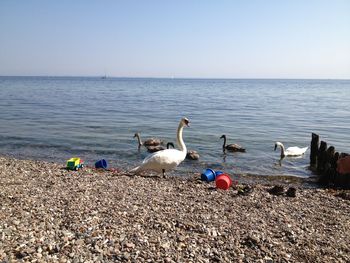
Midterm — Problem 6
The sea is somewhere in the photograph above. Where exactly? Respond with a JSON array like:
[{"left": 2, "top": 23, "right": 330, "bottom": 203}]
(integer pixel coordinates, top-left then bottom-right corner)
[{"left": 0, "top": 77, "right": 349, "bottom": 181}]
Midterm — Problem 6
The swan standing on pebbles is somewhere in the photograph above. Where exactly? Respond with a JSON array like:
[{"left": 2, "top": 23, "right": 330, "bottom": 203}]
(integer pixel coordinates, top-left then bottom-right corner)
[
  {"left": 274, "top": 141, "right": 308, "bottom": 158},
  {"left": 220, "top": 135, "right": 246, "bottom": 152},
  {"left": 133, "top": 132, "right": 163, "bottom": 148},
  {"left": 130, "top": 118, "right": 190, "bottom": 177}
]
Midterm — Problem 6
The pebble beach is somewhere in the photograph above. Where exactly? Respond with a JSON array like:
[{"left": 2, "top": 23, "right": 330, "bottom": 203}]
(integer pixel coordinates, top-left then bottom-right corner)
[{"left": 1, "top": 156, "right": 350, "bottom": 262}]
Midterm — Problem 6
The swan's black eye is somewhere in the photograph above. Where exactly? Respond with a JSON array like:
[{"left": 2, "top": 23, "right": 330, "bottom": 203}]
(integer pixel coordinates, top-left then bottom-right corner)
[{"left": 184, "top": 119, "right": 189, "bottom": 125}]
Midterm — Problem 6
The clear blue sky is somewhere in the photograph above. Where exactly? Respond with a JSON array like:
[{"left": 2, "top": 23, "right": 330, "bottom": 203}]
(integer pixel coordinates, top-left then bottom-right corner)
[{"left": 1, "top": 0, "right": 349, "bottom": 79}]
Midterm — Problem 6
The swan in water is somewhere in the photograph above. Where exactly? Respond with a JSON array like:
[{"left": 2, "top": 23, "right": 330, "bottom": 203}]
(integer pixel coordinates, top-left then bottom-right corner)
[
  {"left": 146, "top": 142, "right": 175, "bottom": 153},
  {"left": 274, "top": 141, "right": 308, "bottom": 158},
  {"left": 186, "top": 150, "right": 199, "bottom": 160},
  {"left": 130, "top": 118, "right": 190, "bottom": 177},
  {"left": 220, "top": 135, "right": 246, "bottom": 152},
  {"left": 133, "top": 132, "right": 163, "bottom": 148}
]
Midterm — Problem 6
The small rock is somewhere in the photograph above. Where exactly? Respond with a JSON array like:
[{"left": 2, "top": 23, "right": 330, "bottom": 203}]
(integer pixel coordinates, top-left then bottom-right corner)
[
  {"left": 264, "top": 256, "right": 273, "bottom": 263},
  {"left": 125, "top": 242, "right": 135, "bottom": 249},
  {"left": 161, "top": 242, "right": 170, "bottom": 249},
  {"left": 286, "top": 187, "right": 297, "bottom": 197}
]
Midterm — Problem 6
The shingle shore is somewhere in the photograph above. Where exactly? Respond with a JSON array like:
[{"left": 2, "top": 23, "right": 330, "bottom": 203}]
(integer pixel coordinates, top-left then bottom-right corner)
[{"left": 0, "top": 156, "right": 349, "bottom": 262}]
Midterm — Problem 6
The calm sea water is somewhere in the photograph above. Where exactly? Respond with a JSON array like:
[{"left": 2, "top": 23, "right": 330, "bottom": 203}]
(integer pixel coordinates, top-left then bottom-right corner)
[{"left": 0, "top": 77, "right": 349, "bottom": 179}]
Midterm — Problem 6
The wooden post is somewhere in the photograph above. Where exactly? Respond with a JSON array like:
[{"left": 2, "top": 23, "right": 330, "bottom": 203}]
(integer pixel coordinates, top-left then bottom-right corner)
[
  {"left": 317, "top": 141, "right": 327, "bottom": 173},
  {"left": 325, "top": 146, "right": 336, "bottom": 185},
  {"left": 310, "top": 133, "right": 319, "bottom": 168}
]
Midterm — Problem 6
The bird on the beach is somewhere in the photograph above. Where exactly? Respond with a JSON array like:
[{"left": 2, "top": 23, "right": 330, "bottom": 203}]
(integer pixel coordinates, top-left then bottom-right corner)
[
  {"left": 274, "top": 141, "right": 308, "bottom": 158},
  {"left": 220, "top": 135, "right": 246, "bottom": 152},
  {"left": 186, "top": 150, "right": 200, "bottom": 160},
  {"left": 133, "top": 132, "right": 163, "bottom": 149},
  {"left": 130, "top": 117, "right": 190, "bottom": 177}
]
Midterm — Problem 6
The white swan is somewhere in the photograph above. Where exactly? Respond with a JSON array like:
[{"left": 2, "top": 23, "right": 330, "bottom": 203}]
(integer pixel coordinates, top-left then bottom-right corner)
[
  {"left": 130, "top": 117, "right": 190, "bottom": 177},
  {"left": 274, "top": 141, "right": 308, "bottom": 158}
]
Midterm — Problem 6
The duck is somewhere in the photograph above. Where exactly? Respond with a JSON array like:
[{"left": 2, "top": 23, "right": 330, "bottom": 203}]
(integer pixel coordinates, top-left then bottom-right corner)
[
  {"left": 133, "top": 132, "right": 163, "bottom": 148},
  {"left": 146, "top": 142, "right": 175, "bottom": 153},
  {"left": 220, "top": 135, "right": 246, "bottom": 152},
  {"left": 130, "top": 117, "right": 190, "bottom": 177},
  {"left": 186, "top": 150, "right": 199, "bottom": 160},
  {"left": 274, "top": 141, "right": 308, "bottom": 158}
]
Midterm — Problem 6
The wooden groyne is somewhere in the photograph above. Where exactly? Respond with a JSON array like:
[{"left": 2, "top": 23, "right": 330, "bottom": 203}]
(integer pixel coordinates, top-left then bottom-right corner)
[{"left": 310, "top": 133, "right": 350, "bottom": 188}]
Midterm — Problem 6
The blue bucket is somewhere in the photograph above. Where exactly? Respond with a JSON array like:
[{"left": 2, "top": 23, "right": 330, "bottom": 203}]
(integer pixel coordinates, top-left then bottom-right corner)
[
  {"left": 201, "top": 168, "right": 216, "bottom": 182},
  {"left": 95, "top": 159, "right": 108, "bottom": 169},
  {"left": 215, "top": 170, "right": 223, "bottom": 176}
]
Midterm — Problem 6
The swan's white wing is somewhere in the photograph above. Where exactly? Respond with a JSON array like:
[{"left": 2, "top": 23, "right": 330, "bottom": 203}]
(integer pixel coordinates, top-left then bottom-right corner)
[
  {"left": 285, "top": 146, "right": 308, "bottom": 156},
  {"left": 140, "top": 149, "right": 186, "bottom": 172}
]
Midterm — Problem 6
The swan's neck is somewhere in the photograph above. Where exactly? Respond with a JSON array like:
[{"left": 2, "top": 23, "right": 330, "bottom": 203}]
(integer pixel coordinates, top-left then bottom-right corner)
[
  {"left": 222, "top": 136, "right": 227, "bottom": 149},
  {"left": 279, "top": 143, "right": 285, "bottom": 158},
  {"left": 136, "top": 134, "right": 143, "bottom": 146},
  {"left": 176, "top": 124, "right": 187, "bottom": 153}
]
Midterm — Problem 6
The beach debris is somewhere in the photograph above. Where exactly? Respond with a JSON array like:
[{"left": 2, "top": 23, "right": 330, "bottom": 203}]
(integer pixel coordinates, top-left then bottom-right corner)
[
  {"left": 201, "top": 169, "right": 236, "bottom": 190},
  {"left": 215, "top": 173, "right": 233, "bottom": 190},
  {"left": 201, "top": 169, "right": 227, "bottom": 182},
  {"left": 238, "top": 185, "right": 253, "bottom": 195},
  {"left": 286, "top": 187, "right": 297, "bottom": 197},
  {"left": 268, "top": 185, "right": 285, "bottom": 196},
  {"left": 201, "top": 168, "right": 216, "bottom": 182},
  {"left": 95, "top": 159, "right": 108, "bottom": 169},
  {"left": 66, "top": 157, "right": 84, "bottom": 171}
]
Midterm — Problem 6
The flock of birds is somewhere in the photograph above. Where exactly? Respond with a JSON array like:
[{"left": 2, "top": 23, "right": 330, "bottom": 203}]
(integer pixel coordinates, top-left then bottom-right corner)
[{"left": 131, "top": 117, "right": 309, "bottom": 177}]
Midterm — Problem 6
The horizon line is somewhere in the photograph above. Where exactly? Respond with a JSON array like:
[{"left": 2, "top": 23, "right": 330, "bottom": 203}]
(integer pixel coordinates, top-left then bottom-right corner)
[{"left": 1, "top": 75, "right": 349, "bottom": 81}]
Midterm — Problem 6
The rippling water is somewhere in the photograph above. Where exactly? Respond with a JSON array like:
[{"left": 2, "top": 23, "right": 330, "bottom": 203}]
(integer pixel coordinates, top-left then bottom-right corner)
[{"left": 0, "top": 77, "right": 349, "bottom": 178}]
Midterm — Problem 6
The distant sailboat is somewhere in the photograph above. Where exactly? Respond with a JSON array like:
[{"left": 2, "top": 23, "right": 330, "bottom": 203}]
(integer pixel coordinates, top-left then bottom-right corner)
[{"left": 101, "top": 70, "right": 107, "bottom": 79}]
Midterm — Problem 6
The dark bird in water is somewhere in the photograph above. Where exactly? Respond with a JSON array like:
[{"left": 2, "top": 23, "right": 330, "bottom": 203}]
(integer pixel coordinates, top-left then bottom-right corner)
[
  {"left": 133, "top": 132, "right": 163, "bottom": 149},
  {"left": 167, "top": 142, "right": 175, "bottom": 149},
  {"left": 146, "top": 142, "right": 175, "bottom": 153},
  {"left": 220, "top": 135, "right": 246, "bottom": 152}
]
